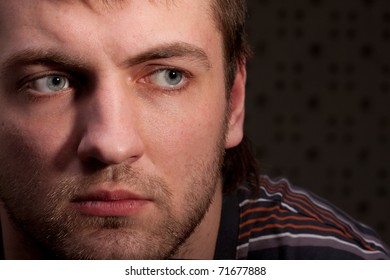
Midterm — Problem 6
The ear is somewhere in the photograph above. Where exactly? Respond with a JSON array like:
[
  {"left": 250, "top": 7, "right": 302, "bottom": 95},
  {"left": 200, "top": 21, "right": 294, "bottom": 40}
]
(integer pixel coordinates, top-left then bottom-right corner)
[{"left": 225, "top": 62, "right": 246, "bottom": 149}]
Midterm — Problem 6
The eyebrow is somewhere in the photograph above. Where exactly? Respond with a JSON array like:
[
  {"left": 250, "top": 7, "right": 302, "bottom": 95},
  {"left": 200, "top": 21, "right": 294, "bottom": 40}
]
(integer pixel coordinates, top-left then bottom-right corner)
[
  {"left": 122, "top": 42, "right": 211, "bottom": 69},
  {"left": 1, "top": 42, "right": 211, "bottom": 75},
  {"left": 0, "top": 49, "right": 87, "bottom": 76}
]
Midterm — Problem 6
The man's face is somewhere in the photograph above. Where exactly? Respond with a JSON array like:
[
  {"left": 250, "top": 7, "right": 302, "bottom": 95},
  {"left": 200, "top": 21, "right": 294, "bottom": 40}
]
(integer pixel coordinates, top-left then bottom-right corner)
[{"left": 0, "top": 0, "right": 244, "bottom": 259}]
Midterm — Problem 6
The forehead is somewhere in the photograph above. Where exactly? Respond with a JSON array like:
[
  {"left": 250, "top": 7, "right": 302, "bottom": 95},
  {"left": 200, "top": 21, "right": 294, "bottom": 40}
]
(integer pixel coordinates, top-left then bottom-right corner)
[
  {"left": 42, "top": 0, "right": 190, "bottom": 13},
  {"left": 0, "top": 0, "right": 214, "bottom": 23},
  {"left": 0, "top": 0, "right": 216, "bottom": 36},
  {"left": 0, "top": 0, "right": 221, "bottom": 67}
]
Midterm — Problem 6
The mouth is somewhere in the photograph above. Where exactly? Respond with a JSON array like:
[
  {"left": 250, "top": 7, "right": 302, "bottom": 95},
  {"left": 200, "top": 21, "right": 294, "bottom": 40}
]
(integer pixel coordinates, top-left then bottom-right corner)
[{"left": 71, "top": 190, "right": 151, "bottom": 217}]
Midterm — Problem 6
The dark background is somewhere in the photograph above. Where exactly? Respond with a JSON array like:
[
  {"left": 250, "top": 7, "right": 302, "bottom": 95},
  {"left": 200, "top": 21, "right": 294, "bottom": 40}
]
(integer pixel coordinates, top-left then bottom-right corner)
[{"left": 245, "top": 0, "right": 390, "bottom": 245}]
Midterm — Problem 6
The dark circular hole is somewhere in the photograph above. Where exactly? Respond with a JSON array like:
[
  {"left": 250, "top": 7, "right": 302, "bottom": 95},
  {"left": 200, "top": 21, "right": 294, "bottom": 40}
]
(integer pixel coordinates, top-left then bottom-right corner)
[
  {"left": 307, "top": 96, "right": 319, "bottom": 110},
  {"left": 306, "top": 147, "right": 320, "bottom": 162},
  {"left": 256, "top": 94, "right": 268, "bottom": 108},
  {"left": 359, "top": 96, "right": 372, "bottom": 112},
  {"left": 295, "top": 9, "right": 306, "bottom": 21},
  {"left": 309, "top": 42, "right": 323, "bottom": 57},
  {"left": 360, "top": 44, "right": 374, "bottom": 58},
  {"left": 357, "top": 147, "right": 370, "bottom": 163},
  {"left": 329, "top": 10, "right": 340, "bottom": 21},
  {"left": 356, "top": 200, "right": 371, "bottom": 215}
]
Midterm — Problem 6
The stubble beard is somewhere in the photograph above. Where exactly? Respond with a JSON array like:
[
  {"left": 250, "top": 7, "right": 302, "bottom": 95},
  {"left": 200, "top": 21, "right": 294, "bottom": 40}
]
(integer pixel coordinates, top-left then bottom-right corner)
[{"left": 0, "top": 122, "right": 227, "bottom": 260}]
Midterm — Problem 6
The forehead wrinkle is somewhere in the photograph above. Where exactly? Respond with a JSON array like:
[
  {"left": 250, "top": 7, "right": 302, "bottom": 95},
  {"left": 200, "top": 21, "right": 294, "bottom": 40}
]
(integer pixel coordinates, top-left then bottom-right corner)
[{"left": 46, "top": 0, "right": 177, "bottom": 13}]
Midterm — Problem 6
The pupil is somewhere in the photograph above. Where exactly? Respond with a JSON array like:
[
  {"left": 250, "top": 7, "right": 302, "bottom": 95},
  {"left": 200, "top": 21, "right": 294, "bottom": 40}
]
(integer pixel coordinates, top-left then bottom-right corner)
[
  {"left": 51, "top": 77, "right": 62, "bottom": 86},
  {"left": 169, "top": 71, "right": 178, "bottom": 80}
]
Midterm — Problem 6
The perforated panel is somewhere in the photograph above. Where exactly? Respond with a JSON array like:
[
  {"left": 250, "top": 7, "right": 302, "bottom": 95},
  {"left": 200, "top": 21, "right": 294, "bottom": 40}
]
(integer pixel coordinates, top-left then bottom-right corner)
[{"left": 245, "top": 0, "right": 390, "bottom": 244}]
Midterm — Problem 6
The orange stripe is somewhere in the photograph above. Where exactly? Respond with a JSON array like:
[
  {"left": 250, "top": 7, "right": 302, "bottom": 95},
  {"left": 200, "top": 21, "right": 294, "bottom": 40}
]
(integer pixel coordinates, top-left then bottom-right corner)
[
  {"left": 263, "top": 180, "right": 356, "bottom": 234},
  {"left": 261, "top": 180, "right": 376, "bottom": 251},
  {"left": 240, "top": 205, "right": 289, "bottom": 218},
  {"left": 239, "top": 223, "right": 352, "bottom": 241},
  {"left": 239, "top": 218, "right": 377, "bottom": 252},
  {"left": 239, "top": 213, "right": 315, "bottom": 228},
  {"left": 239, "top": 215, "right": 377, "bottom": 251},
  {"left": 262, "top": 181, "right": 326, "bottom": 222},
  {"left": 240, "top": 195, "right": 325, "bottom": 225},
  {"left": 263, "top": 179, "right": 329, "bottom": 216}
]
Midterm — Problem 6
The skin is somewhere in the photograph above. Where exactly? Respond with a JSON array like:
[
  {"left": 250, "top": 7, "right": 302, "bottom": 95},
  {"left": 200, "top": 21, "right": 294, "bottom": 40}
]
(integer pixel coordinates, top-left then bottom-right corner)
[{"left": 0, "top": 0, "right": 246, "bottom": 259}]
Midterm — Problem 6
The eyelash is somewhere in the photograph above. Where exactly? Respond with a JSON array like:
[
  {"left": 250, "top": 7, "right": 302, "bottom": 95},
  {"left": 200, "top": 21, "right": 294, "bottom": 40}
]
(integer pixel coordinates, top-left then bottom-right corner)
[
  {"left": 16, "top": 66, "right": 193, "bottom": 100},
  {"left": 139, "top": 66, "right": 193, "bottom": 94},
  {"left": 17, "top": 72, "right": 75, "bottom": 97}
]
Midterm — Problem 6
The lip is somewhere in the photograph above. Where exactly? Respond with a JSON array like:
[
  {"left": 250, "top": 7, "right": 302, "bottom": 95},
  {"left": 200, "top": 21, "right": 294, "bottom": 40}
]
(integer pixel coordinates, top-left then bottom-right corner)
[{"left": 71, "top": 190, "right": 151, "bottom": 217}]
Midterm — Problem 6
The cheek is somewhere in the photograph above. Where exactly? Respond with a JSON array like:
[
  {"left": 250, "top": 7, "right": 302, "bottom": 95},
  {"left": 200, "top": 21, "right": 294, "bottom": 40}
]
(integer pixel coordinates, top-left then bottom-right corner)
[
  {"left": 0, "top": 123, "right": 46, "bottom": 173},
  {"left": 0, "top": 119, "right": 76, "bottom": 212},
  {"left": 0, "top": 126, "right": 61, "bottom": 226},
  {"left": 141, "top": 101, "right": 227, "bottom": 177},
  {"left": 0, "top": 124, "right": 42, "bottom": 206},
  {"left": 0, "top": 114, "right": 75, "bottom": 174}
]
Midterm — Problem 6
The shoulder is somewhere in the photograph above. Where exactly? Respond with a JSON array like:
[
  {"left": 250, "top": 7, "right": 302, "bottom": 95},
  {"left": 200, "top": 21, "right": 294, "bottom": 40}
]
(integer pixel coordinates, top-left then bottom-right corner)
[{"left": 235, "top": 175, "right": 390, "bottom": 259}]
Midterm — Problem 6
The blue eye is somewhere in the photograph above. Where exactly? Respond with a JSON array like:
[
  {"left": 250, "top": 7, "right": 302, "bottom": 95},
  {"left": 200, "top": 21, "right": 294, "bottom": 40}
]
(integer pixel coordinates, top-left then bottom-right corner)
[
  {"left": 149, "top": 69, "right": 184, "bottom": 88},
  {"left": 31, "top": 75, "right": 70, "bottom": 93}
]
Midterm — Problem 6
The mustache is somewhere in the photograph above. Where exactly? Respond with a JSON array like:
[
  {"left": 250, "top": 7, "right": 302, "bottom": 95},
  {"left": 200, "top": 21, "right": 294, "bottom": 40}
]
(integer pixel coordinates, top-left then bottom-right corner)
[{"left": 48, "top": 164, "right": 173, "bottom": 202}]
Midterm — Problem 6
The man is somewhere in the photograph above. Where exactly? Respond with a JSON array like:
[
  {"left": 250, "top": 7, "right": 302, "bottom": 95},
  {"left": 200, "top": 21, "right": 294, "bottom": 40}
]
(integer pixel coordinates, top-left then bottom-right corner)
[{"left": 0, "top": 0, "right": 388, "bottom": 260}]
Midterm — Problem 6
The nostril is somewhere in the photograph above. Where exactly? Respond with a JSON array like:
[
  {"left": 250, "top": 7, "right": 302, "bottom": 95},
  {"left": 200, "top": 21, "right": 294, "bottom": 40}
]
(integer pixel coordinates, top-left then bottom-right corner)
[{"left": 80, "top": 157, "right": 110, "bottom": 173}]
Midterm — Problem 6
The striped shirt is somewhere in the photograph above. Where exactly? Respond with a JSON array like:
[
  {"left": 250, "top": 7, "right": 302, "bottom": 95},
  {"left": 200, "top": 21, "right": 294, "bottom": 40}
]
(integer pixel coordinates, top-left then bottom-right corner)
[{"left": 214, "top": 176, "right": 390, "bottom": 259}]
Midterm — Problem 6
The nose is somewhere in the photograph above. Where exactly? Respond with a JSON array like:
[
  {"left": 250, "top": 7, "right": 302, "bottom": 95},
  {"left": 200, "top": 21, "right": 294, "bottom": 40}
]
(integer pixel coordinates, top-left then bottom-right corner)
[{"left": 77, "top": 78, "right": 144, "bottom": 166}]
